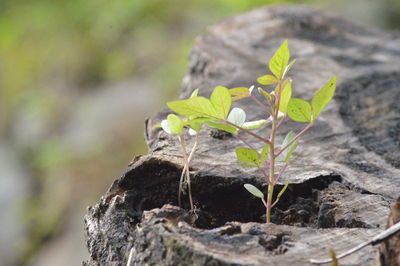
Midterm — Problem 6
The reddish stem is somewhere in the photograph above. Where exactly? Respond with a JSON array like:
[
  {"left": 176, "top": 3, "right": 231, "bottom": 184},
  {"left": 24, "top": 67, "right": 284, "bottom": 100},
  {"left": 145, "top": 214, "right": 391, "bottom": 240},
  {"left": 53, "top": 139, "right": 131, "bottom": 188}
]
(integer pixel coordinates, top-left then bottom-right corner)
[
  {"left": 275, "top": 122, "right": 314, "bottom": 159},
  {"left": 224, "top": 120, "right": 271, "bottom": 144}
]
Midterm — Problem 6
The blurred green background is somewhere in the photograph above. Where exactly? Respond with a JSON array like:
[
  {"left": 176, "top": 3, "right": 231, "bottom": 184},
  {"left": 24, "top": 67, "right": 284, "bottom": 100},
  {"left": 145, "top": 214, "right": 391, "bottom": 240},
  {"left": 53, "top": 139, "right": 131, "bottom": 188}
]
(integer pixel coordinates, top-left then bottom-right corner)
[{"left": 0, "top": 0, "right": 399, "bottom": 265}]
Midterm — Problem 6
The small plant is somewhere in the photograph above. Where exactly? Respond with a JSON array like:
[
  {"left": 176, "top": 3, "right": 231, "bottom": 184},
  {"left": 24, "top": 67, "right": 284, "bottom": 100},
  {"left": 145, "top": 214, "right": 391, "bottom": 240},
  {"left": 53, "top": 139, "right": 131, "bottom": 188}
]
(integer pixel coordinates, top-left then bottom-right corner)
[{"left": 159, "top": 40, "right": 336, "bottom": 222}]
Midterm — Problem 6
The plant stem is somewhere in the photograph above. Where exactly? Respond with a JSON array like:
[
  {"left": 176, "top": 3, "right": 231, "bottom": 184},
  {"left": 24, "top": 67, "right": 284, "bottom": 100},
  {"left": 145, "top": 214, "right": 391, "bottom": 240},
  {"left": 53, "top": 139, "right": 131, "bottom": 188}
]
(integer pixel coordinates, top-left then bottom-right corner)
[
  {"left": 250, "top": 95, "right": 272, "bottom": 116},
  {"left": 178, "top": 135, "right": 194, "bottom": 210},
  {"left": 267, "top": 114, "right": 277, "bottom": 223},
  {"left": 274, "top": 122, "right": 313, "bottom": 159},
  {"left": 274, "top": 163, "right": 288, "bottom": 185},
  {"left": 224, "top": 120, "right": 271, "bottom": 144},
  {"left": 177, "top": 134, "right": 199, "bottom": 208},
  {"left": 236, "top": 134, "right": 257, "bottom": 150}
]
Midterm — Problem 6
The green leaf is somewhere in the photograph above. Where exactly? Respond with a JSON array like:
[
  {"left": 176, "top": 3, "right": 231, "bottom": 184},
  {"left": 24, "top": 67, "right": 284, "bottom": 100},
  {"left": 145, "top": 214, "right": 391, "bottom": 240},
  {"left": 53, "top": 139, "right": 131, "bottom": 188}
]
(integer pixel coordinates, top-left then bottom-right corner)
[
  {"left": 287, "top": 98, "right": 312, "bottom": 122},
  {"left": 257, "top": 75, "right": 278, "bottom": 85},
  {"left": 238, "top": 163, "right": 258, "bottom": 168},
  {"left": 312, "top": 75, "right": 337, "bottom": 120},
  {"left": 236, "top": 147, "right": 259, "bottom": 166},
  {"left": 190, "top": 88, "right": 199, "bottom": 98},
  {"left": 258, "top": 87, "right": 273, "bottom": 103},
  {"left": 210, "top": 86, "right": 232, "bottom": 118},
  {"left": 227, "top": 107, "right": 246, "bottom": 127},
  {"left": 269, "top": 40, "right": 290, "bottom": 79},
  {"left": 229, "top": 87, "right": 250, "bottom": 101},
  {"left": 280, "top": 131, "right": 298, "bottom": 163},
  {"left": 285, "top": 142, "right": 298, "bottom": 163},
  {"left": 242, "top": 119, "right": 268, "bottom": 130},
  {"left": 185, "top": 117, "right": 211, "bottom": 132},
  {"left": 277, "top": 182, "right": 289, "bottom": 198},
  {"left": 206, "top": 121, "right": 237, "bottom": 134},
  {"left": 279, "top": 80, "right": 292, "bottom": 113},
  {"left": 260, "top": 144, "right": 269, "bottom": 165},
  {"left": 167, "top": 96, "right": 218, "bottom": 118},
  {"left": 244, "top": 184, "right": 264, "bottom": 199},
  {"left": 166, "top": 114, "right": 184, "bottom": 135}
]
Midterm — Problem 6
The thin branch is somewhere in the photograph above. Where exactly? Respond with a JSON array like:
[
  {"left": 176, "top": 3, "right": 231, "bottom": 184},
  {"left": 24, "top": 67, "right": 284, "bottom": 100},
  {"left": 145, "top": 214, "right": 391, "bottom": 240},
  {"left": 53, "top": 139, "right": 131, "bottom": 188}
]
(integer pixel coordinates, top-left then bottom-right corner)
[
  {"left": 249, "top": 95, "right": 272, "bottom": 116},
  {"left": 224, "top": 120, "right": 271, "bottom": 144},
  {"left": 310, "top": 221, "right": 400, "bottom": 264},
  {"left": 235, "top": 134, "right": 257, "bottom": 150},
  {"left": 275, "top": 122, "right": 313, "bottom": 158},
  {"left": 274, "top": 163, "right": 288, "bottom": 186}
]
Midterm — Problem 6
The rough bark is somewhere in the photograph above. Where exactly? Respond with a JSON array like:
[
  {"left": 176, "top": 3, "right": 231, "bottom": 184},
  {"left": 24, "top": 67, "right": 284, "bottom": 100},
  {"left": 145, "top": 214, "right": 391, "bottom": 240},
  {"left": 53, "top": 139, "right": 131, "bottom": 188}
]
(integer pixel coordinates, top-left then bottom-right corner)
[
  {"left": 84, "top": 5, "right": 400, "bottom": 266},
  {"left": 378, "top": 197, "right": 400, "bottom": 266}
]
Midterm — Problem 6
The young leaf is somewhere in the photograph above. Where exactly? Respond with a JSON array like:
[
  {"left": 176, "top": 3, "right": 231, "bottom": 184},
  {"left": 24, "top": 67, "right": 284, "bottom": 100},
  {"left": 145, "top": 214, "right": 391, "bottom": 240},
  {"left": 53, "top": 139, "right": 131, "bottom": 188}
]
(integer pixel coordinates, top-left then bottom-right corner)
[
  {"left": 280, "top": 131, "right": 298, "bottom": 163},
  {"left": 167, "top": 114, "right": 184, "bottom": 135},
  {"left": 242, "top": 119, "right": 268, "bottom": 130},
  {"left": 160, "top": 119, "right": 171, "bottom": 134},
  {"left": 229, "top": 87, "right": 250, "bottom": 101},
  {"left": 258, "top": 87, "right": 273, "bottom": 103},
  {"left": 236, "top": 147, "right": 259, "bottom": 166},
  {"left": 190, "top": 88, "right": 199, "bottom": 98},
  {"left": 210, "top": 86, "right": 232, "bottom": 118},
  {"left": 257, "top": 75, "right": 278, "bottom": 85},
  {"left": 287, "top": 98, "right": 312, "bottom": 122},
  {"left": 185, "top": 117, "right": 210, "bottom": 132},
  {"left": 167, "top": 96, "right": 218, "bottom": 118},
  {"left": 260, "top": 144, "right": 269, "bottom": 165},
  {"left": 279, "top": 80, "right": 292, "bottom": 113},
  {"left": 206, "top": 121, "right": 237, "bottom": 134},
  {"left": 312, "top": 75, "right": 337, "bottom": 120},
  {"left": 244, "top": 184, "right": 264, "bottom": 199},
  {"left": 269, "top": 40, "right": 290, "bottom": 79},
  {"left": 282, "top": 59, "right": 296, "bottom": 77},
  {"left": 277, "top": 182, "right": 290, "bottom": 198},
  {"left": 227, "top": 107, "right": 246, "bottom": 127},
  {"left": 189, "top": 128, "right": 197, "bottom": 136}
]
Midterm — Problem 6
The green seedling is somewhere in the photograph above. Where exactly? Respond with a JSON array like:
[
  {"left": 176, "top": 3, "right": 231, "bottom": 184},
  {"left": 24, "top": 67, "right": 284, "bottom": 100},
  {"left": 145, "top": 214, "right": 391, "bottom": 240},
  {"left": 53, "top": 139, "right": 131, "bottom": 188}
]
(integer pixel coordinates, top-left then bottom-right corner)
[{"left": 159, "top": 40, "right": 336, "bottom": 222}]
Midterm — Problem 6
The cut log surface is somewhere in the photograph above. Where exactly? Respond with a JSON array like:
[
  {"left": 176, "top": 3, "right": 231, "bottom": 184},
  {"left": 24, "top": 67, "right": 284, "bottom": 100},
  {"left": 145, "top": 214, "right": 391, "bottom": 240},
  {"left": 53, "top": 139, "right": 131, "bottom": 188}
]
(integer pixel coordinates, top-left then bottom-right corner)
[{"left": 84, "top": 5, "right": 400, "bottom": 266}]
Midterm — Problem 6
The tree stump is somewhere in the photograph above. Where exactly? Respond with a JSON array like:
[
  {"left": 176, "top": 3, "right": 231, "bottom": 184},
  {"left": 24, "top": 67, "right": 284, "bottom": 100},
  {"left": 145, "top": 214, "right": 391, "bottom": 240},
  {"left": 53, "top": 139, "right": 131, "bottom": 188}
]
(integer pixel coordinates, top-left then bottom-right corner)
[{"left": 84, "top": 5, "right": 400, "bottom": 266}]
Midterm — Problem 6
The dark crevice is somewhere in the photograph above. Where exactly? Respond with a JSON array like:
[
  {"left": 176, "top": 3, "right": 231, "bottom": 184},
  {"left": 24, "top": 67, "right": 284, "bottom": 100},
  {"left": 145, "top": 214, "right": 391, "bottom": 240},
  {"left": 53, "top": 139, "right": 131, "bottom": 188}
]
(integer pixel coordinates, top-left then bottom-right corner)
[{"left": 115, "top": 159, "right": 381, "bottom": 232}]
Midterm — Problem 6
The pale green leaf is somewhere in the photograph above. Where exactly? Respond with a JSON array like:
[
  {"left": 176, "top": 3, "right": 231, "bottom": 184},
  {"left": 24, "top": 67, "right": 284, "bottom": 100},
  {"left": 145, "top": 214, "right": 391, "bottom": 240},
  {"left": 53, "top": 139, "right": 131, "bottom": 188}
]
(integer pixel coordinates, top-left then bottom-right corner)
[
  {"left": 227, "top": 107, "right": 246, "bottom": 127},
  {"left": 269, "top": 40, "right": 290, "bottom": 79},
  {"left": 206, "top": 121, "right": 237, "bottom": 134},
  {"left": 188, "top": 128, "right": 197, "bottom": 136},
  {"left": 285, "top": 143, "right": 298, "bottom": 163},
  {"left": 244, "top": 184, "right": 264, "bottom": 199},
  {"left": 160, "top": 119, "right": 171, "bottom": 134},
  {"left": 242, "top": 119, "right": 268, "bottom": 130},
  {"left": 280, "top": 131, "right": 298, "bottom": 163},
  {"left": 190, "top": 88, "right": 199, "bottom": 98},
  {"left": 312, "top": 75, "right": 337, "bottom": 120},
  {"left": 279, "top": 80, "right": 292, "bottom": 113},
  {"left": 287, "top": 98, "right": 312, "bottom": 122},
  {"left": 210, "top": 86, "right": 232, "bottom": 118},
  {"left": 277, "top": 182, "right": 289, "bottom": 198},
  {"left": 283, "top": 59, "right": 296, "bottom": 77},
  {"left": 167, "top": 114, "right": 184, "bottom": 135},
  {"left": 257, "top": 75, "right": 278, "bottom": 85},
  {"left": 167, "top": 96, "right": 218, "bottom": 118},
  {"left": 236, "top": 147, "right": 259, "bottom": 165},
  {"left": 229, "top": 87, "right": 250, "bottom": 101},
  {"left": 260, "top": 144, "right": 269, "bottom": 165}
]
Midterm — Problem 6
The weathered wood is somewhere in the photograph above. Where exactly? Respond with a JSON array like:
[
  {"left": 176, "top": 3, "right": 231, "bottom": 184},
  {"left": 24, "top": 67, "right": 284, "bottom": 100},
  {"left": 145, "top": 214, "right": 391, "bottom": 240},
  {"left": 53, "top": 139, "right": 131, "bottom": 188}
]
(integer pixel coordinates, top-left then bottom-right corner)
[
  {"left": 378, "top": 197, "right": 400, "bottom": 266},
  {"left": 84, "top": 5, "right": 400, "bottom": 265}
]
